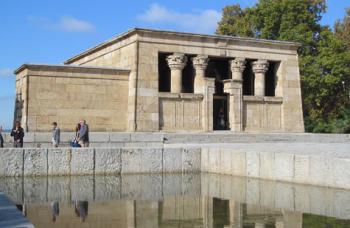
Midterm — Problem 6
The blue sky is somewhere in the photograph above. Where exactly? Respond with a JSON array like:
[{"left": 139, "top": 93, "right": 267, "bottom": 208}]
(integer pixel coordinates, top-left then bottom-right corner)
[{"left": 0, "top": 0, "right": 348, "bottom": 129}]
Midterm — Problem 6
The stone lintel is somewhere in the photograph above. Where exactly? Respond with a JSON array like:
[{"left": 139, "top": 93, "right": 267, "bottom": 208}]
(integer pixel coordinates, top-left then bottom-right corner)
[
  {"left": 159, "top": 92, "right": 204, "bottom": 101},
  {"left": 243, "top": 95, "right": 283, "bottom": 103}
]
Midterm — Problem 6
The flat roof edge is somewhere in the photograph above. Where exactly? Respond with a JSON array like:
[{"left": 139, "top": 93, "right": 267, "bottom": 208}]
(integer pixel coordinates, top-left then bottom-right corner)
[
  {"left": 64, "top": 27, "right": 301, "bottom": 64},
  {"left": 14, "top": 63, "right": 130, "bottom": 75}
]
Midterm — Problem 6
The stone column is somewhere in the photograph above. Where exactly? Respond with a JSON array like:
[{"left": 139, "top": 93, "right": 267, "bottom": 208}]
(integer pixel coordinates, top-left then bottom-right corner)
[
  {"left": 166, "top": 53, "right": 188, "bottom": 93},
  {"left": 223, "top": 58, "right": 246, "bottom": 132},
  {"left": 203, "top": 78, "right": 215, "bottom": 132},
  {"left": 192, "top": 55, "right": 209, "bottom": 93},
  {"left": 252, "top": 59, "right": 269, "bottom": 96}
]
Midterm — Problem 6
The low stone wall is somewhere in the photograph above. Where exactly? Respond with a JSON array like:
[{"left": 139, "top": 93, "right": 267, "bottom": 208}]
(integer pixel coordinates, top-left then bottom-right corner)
[
  {"left": 201, "top": 146, "right": 350, "bottom": 189},
  {"left": 0, "top": 147, "right": 200, "bottom": 177},
  {"left": 2, "top": 132, "right": 349, "bottom": 149},
  {"left": 1, "top": 143, "right": 350, "bottom": 189}
]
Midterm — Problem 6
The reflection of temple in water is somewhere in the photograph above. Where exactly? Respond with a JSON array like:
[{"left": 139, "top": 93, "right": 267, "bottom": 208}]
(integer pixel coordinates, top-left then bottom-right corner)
[{"left": 24, "top": 196, "right": 302, "bottom": 228}]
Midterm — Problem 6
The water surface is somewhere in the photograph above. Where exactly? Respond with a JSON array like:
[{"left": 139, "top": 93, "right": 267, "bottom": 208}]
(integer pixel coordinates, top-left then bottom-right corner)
[{"left": 0, "top": 173, "right": 349, "bottom": 227}]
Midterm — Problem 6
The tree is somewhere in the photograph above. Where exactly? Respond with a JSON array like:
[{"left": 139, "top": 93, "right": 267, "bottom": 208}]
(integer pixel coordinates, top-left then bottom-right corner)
[
  {"left": 216, "top": 0, "right": 350, "bottom": 133},
  {"left": 335, "top": 8, "right": 350, "bottom": 49}
]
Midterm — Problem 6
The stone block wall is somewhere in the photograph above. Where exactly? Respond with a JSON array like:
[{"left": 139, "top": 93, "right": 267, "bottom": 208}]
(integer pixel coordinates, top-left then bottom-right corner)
[
  {"left": 159, "top": 93, "right": 203, "bottom": 131},
  {"left": 202, "top": 147, "right": 350, "bottom": 189},
  {"left": 0, "top": 147, "right": 201, "bottom": 177},
  {"left": 15, "top": 64, "right": 130, "bottom": 131}
]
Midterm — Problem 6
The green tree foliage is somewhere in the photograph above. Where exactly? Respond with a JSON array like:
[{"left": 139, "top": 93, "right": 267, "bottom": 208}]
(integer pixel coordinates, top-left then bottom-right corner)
[{"left": 216, "top": 0, "right": 350, "bottom": 133}]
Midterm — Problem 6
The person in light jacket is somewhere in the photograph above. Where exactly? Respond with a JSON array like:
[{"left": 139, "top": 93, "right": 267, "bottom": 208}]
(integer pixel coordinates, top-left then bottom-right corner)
[
  {"left": 51, "top": 122, "right": 60, "bottom": 147},
  {"left": 78, "top": 119, "right": 89, "bottom": 147}
]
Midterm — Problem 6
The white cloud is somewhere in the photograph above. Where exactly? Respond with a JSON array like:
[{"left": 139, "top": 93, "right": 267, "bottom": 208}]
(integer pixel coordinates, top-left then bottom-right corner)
[
  {"left": 0, "top": 68, "right": 12, "bottom": 77},
  {"left": 138, "top": 3, "right": 221, "bottom": 34},
  {"left": 28, "top": 16, "right": 95, "bottom": 33}
]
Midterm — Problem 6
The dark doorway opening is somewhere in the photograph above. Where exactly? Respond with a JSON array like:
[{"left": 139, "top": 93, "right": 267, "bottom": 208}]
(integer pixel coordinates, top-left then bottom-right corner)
[
  {"left": 182, "top": 54, "right": 196, "bottom": 93},
  {"left": 265, "top": 61, "right": 279, "bottom": 97},
  {"left": 213, "top": 95, "right": 229, "bottom": 130},
  {"left": 158, "top": 52, "right": 172, "bottom": 92},
  {"left": 242, "top": 59, "right": 256, "bottom": 96}
]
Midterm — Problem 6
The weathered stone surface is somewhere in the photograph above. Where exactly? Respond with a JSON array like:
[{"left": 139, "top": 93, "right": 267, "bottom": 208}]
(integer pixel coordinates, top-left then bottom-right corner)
[
  {"left": 24, "top": 177, "right": 47, "bottom": 203},
  {"left": 275, "top": 153, "right": 294, "bottom": 182},
  {"left": 294, "top": 154, "right": 310, "bottom": 183},
  {"left": 71, "top": 148, "right": 94, "bottom": 175},
  {"left": 333, "top": 158, "right": 350, "bottom": 188},
  {"left": 163, "top": 148, "right": 182, "bottom": 173},
  {"left": 309, "top": 155, "right": 332, "bottom": 186},
  {"left": 231, "top": 151, "right": 246, "bottom": 176},
  {"left": 182, "top": 173, "right": 201, "bottom": 195},
  {"left": 140, "top": 174, "right": 162, "bottom": 199},
  {"left": 121, "top": 148, "right": 142, "bottom": 174},
  {"left": 95, "top": 175, "right": 121, "bottom": 201},
  {"left": 183, "top": 147, "right": 201, "bottom": 172},
  {"left": 0, "top": 177, "right": 23, "bottom": 204},
  {"left": 95, "top": 148, "right": 121, "bottom": 175},
  {"left": 260, "top": 151, "right": 275, "bottom": 179},
  {"left": 220, "top": 148, "right": 232, "bottom": 174},
  {"left": 121, "top": 174, "right": 142, "bottom": 199},
  {"left": 208, "top": 148, "right": 220, "bottom": 173},
  {"left": 201, "top": 147, "right": 209, "bottom": 172},
  {"left": 0, "top": 149, "right": 23, "bottom": 177},
  {"left": 24, "top": 149, "right": 48, "bottom": 176},
  {"left": 140, "top": 148, "right": 162, "bottom": 173},
  {"left": 71, "top": 176, "right": 94, "bottom": 201},
  {"left": 163, "top": 174, "right": 182, "bottom": 196},
  {"left": 246, "top": 151, "right": 260, "bottom": 177},
  {"left": 48, "top": 148, "right": 71, "bottom": 175}
]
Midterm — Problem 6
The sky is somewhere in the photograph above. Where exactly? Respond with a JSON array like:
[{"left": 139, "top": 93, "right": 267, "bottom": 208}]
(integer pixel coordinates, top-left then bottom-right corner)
[{"left": 0, "top": 0, "right": 348, "bottom": 129}]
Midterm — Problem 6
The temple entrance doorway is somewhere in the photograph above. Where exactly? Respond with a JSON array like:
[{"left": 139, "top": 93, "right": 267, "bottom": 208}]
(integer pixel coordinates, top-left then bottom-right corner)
[{"left": 213, "top": 95, "right": 229, "bottom": 130}]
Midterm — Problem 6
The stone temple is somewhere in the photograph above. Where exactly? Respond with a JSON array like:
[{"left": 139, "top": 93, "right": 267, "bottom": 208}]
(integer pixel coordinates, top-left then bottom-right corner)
[{"left": 14, "top": 28, "right": 304, "bottom": 132}]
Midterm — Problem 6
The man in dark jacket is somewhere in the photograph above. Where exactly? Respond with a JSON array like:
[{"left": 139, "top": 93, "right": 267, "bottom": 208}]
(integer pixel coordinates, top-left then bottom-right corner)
[
  {"left": 0, "top": 126, "right": 4, "bottom": 148},
  {"left": 11, "top": 121, "right": 24, "bottom": 148}
]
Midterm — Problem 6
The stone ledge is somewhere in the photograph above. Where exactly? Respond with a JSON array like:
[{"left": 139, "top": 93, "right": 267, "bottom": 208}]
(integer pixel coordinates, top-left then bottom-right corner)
[
  {"left": 159, "top": 92, "right": 204, "bottom": 100},
  {"left": 243, "top": 95, "right": 283, "bottom": 103}
]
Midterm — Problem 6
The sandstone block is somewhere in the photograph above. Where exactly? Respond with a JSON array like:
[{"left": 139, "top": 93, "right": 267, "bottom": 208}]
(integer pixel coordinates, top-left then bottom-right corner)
[
  {"left": 163, "top": 148, "right": 182, "bottom": 173},
  {"left": 24, "top": 149, "right": 48, "bottom": 176},
  {"left": 48, "top": 148, "right": 71, "bottom": 175},
  {"left": 309, "top": 155, "right": 332, "bottom": 186},
  {"left": 246, "top": 151, "right": 260, "bottom": 177},
  {"left": 220, "top": 148, "right": 232, "bottom": 174},
  {"left": 95, "top": 148, "right": 121, "bottom": 175},
  {"left": 333, "top": 158, "right": 350, "bottom": 189},
  {"left": 183, "top": 148, "right": 201, "bottom": 172},
  {"left": 275, "top": 153, "right": 294, "bottom": 182},
  {"left": 259, "top": 151, "right": 275, "bottom": 179},
  {"left": 0, "top": 149, "right": 23, "bottom": 177},
  {"left": 208, "top": 148, "right": 220, "bottom": 173},
  {"left": 200, "top": 147, "right": 209, "bottom": 172},
  {"left": 121, "top": 148, "right": 142, "bottom": 174},
  {"left": 294, "top": 154, "right": 310, "bottom": 183},
  {"left": 232, "top": 151, "right": 246, "bottom": 176},
  {"left": 71, "top": 148, "right": 94, "bottom": 175},
  {"left": 140, "top": 148, "right": 162, "bottom": 173}
]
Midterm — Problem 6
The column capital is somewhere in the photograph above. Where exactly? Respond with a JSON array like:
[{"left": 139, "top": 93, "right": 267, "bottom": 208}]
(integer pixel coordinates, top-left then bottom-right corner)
[
  {"left": 252, "top": 59, "right": 269, "bottom": 73},
  {"left": 166, "top": 53, "right": 187, "bottom": 70},
  {"left": 192, "top": 55, "right": 209, "bottom": 70},
  {"left": 230, "top": 58, "right": 246, "bottom": 73}
]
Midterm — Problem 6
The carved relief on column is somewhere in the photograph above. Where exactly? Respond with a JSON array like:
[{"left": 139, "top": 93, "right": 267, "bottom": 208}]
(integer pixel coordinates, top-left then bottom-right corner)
[
  {"left": 252, "top": 59, "right": 269, "bottom": 96},
  {"left": 166, "top": 53, "right": 188, "bottom": 93},
  {"left": 192, "top": 55, "right": 209, "bottom": 93},
  {"left": 230, "top": 58, "right": 246, "bottom": 81}
]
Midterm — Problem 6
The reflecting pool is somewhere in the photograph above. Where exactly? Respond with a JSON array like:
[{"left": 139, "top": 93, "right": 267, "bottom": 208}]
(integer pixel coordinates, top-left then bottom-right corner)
[{"left": 0, "top": 173, "right": 350, "bottom": 227}]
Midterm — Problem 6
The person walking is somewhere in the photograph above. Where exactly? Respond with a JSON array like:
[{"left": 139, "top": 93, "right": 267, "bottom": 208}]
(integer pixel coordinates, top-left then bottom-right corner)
[
  {"left": 51, "top": 122, "right": 60, "bottom": 147},
  {"left": 0, "top": 126, "right": 4, "bottom": 148},
  {"left": 10, "top": 121, "right": 24, "bottom": 148},
  {"left": 78, "top": 119, "right": 89, "bottom": 147}
]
